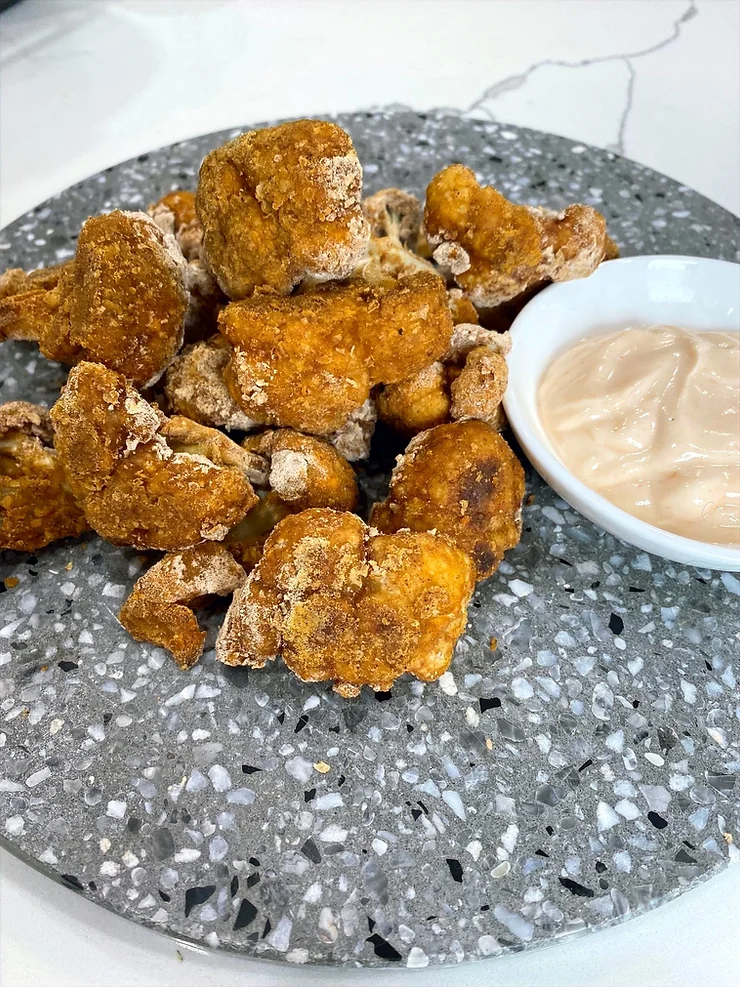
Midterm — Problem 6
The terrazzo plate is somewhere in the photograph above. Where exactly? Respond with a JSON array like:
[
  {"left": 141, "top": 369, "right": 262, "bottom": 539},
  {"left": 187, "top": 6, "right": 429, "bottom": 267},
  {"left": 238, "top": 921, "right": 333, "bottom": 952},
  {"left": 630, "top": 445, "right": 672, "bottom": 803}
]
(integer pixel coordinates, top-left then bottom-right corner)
[{"left": 1, "top": 111, "right": 739, "bottom": 970}]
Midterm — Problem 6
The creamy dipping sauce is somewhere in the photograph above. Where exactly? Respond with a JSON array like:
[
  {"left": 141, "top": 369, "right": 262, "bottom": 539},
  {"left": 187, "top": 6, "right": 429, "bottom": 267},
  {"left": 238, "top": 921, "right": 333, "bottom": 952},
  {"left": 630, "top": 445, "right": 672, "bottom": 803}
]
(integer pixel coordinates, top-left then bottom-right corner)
[{"left": 538, "top": 326, "right": 740, "bottom": 546}]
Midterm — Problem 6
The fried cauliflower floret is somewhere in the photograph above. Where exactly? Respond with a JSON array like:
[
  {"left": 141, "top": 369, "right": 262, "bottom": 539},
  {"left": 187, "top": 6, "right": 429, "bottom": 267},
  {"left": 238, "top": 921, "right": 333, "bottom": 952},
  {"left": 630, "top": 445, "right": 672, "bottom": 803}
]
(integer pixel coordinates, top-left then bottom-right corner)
[
  {"left": 119, "top": 543, "right": 245, "bottom": 668},
  {"left": 0, "top": 263, "right": 74, "bottom": 355},
  {"left": 50, "top": 362, "right": 259, "bottom": 551},
  {"left": 447, "top": 288, "right": 479, "bottom": 326},
  {"left": 196, "top": 120, "right": 370, "bottom": 299},
  {"left": 225, "top": 493, "right": 292, "bottom": 572},
  {"left": 0, "top": 402, "right": 87, "bottom": 551},
  {"left": 376, "top": 363, "right": 451, "bottom": 436},
  {"left": 227, "top": 430, "right": 358, "bottom": 570},
  {"left": 216, "top": 509, "right": 475, "bottom": 696},
  {"left": 355, "top": 236, "right": 438, "bottom": 284},
  {"left": 243, "top": 430, "right": 358, "bottom": 512},
  {"left": 148, "top": 190, "right": 203, "bottom": 261},
  {"left": 220, "top": 289, "right": 371, "bottom": 435},
  {"left": 362, "top": 188, "right": 422, "bottom": 246},
  {"left": 371, "top": 421, "right": 525, "bottom": 580},
  {"left": 444, "top": 323, "right": 512, "bottom": 364},
  {"left": 0, "top": 212, "right": 189, "bottom": 386},
  {"left": 219, "top": 272, "right": 452, "bottom": 435},
  {"left": 148, "top": 190, "right": 224, "bottom": 341},
  {"left": 378, "top": 327, "right": 511, "bottom": 436},
  {"left": 328, "top": 398, "right": 376, "bottom": 462},
  {"left": 164, "top": 336, "right": 257, "bottom": 431},
  {"left": 362, "top": 271, "right": 452, "bottom": 384},
  {"left": 450, "top": 347, "right": 508, "bottom": 426},
  {"left": 424, "top": 164, "right": 609, "bottom": 308}
]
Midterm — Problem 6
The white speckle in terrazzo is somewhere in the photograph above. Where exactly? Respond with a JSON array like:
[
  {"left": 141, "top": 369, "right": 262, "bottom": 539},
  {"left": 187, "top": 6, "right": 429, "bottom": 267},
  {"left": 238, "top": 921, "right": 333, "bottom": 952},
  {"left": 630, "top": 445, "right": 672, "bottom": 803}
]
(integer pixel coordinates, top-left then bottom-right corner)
[
  {"left": 227, "top": 788, "right": 255, "bottom": 805},
  {"left": 174, "top": 848, "right": 201, "bottom": 863},
  {"left": 319, "top": 823, "right": 348, "bottom": 842},
  {"left": 438, "top": 671, "right": 457, "bottom": 695},
  {"left": 106, "top": 799, "right": 127, "bottom": 818},
  {"left": 285, "top": 757, "right": 313, "bottom": 783},
  {"left": 208, "top": 764, "right": 232, "bottom": 791}
]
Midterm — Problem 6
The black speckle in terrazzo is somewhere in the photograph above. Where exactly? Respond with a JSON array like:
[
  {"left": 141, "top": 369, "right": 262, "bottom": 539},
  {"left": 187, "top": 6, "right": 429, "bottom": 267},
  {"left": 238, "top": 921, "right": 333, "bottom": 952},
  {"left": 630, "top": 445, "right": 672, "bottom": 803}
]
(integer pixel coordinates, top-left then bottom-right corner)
[{"left": 0, "top": 111, "right": 738, "bottom": 968}]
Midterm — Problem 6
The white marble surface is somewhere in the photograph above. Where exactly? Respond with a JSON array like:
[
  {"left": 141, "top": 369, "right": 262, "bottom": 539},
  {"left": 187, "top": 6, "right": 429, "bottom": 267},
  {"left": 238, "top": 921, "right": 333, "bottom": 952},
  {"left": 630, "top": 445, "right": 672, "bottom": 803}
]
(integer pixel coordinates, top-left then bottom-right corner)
[{"left": 0, "top": 1, "right": 739, "bottom": 984}]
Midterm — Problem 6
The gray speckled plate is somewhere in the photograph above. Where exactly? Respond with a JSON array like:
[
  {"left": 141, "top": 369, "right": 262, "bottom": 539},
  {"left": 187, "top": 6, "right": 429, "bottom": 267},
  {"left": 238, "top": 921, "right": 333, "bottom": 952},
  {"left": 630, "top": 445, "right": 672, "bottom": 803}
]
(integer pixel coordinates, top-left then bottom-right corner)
[{"left": 1, "top": 112, "right": 739, "bottom": 969}]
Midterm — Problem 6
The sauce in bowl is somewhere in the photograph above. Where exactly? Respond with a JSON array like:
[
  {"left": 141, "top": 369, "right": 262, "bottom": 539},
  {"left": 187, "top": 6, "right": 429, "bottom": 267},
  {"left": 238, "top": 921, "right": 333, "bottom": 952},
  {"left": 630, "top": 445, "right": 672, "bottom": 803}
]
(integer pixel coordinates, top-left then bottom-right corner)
[{"left": 538, "top": 326, "right": 740, "bottom": 546}]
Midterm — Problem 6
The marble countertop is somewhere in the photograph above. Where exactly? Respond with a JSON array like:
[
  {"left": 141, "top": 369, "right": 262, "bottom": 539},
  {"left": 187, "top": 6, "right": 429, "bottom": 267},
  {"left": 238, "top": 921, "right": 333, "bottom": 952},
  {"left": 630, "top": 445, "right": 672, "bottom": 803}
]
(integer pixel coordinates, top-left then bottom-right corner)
[{"left": 0, "top": 2, "right": 738, "bottom": 985}]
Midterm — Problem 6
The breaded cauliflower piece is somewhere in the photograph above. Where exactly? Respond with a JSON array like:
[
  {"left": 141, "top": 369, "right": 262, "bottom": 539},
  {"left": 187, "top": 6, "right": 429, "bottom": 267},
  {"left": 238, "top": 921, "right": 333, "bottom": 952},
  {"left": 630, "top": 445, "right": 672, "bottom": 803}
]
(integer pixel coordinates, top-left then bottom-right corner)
[
  {"left": 424, "top": 164, "right": 609, "bottom": 307},
  {"left": 355, "top": 236, "right": 439, "bottom": 285},
  {"left": 362, "top": 188, "right": 422, "bottom": 246},
  {"left": 371, "top": 421, "right": 525, "bottom": 579},
  {"left": 0, "top": 211, "right": 189, "bottom": 386},
  {"left": 449, "top": 347, "right": 508, "bottom": 426},
  {"left": 219, "top": 272, "right": 452, "bottom": 434},
  {"left": 243, "top": 429, "right": 358, "bottom": 512},
  {"left": 164, "top": 336, "right": 257, "bottom": 431},
  {"left": 227, "top": 429, "right": 358, "bottom": 570},
  {"left": 444, "top": 323, "right": 512, "bottom": 364},
  {"left": 225, "top": 493, "right": 292, "bottom": 572},
  {"left": 328, "top": 398, "right": 376, "bottom": 462},
  {"left": 196, "top": 120, "right": 370, "bottom": 299},
  {"left": 148, "top": 190, "right": 224, "bottom": 341},
  {"left": 0, "top": 263, "right": 75, "bottom": 359},
  {"left": 220, "top": 288, "right": 371, "bottom": 434},
  {"left": 447, "top": 287, "right": 479, "bottom": 326},
  {"left": 363, "top": 271, "right": 452, "bottom": 384},
  {"left": 216, "top": 508, "right": 475, "bottom": 696},
  {"left": 50, "top": 362, "right": 259, "bottom": 551},
  {"left": 119, "top": 543, "right": 245, "bottom": 668},
  {"left": 377, "top": 327, "right": 511, "bottom": 436},
  {"left": 148, "top": 190, "right": 203, "bottom": 261},
  {"left": 376, "top": 362, "right": 451, "bottom": 436},
  {"left": 0, "top": 402, "right": 87, "bottom": 551}
]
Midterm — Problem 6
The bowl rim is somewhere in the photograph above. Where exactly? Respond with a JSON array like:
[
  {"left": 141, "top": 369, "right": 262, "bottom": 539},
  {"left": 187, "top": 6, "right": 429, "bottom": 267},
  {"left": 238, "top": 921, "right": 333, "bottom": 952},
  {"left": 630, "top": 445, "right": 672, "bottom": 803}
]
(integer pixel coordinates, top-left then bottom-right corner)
[{"left": 503, "top": 254, "right": 740, "bottom": 571}]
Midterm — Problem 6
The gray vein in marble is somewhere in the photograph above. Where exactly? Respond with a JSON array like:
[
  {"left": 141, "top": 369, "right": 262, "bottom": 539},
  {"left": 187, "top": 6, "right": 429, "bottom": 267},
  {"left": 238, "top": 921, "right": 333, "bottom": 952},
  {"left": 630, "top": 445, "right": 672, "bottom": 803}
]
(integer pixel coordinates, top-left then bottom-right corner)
[{"left": 464, "top": 0, "right": 698, "bottom": 155}]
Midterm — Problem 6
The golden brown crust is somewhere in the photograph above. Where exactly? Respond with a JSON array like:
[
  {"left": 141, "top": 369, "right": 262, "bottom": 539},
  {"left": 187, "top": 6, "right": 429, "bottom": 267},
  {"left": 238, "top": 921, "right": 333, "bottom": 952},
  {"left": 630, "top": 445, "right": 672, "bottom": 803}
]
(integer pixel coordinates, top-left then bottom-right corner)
[
  {"left": 164, "top": 336, "right": 257, "bottom": 431},
  {"left": 50, "top": 362, "right": 258, "bottom": 551},
  {"left": 364, "top": 271, "right": 453, "bottom": 384},
  {"left": 449, "top": 347, "right": 508, "bottom": 425},
  {"left": 2, "top": 213, "right": 189, "bottom": 385},
  {"left": 53, "top": 211, "right": 189, "bottom": 386},
  {"left": 424, "top": 164, "right": 608, "bottom": 307},
  {"left": 220, "top": 289, "right": 372, "bottom": 434},
  {"left": 226, "top": 430, "right": 357, "bottom": 570},
  {"left": 0, "top": 401, "right": 88, "bottom": 551},
  {"left": 218, "top": 272, "right": 452, "bottom": 434},
  {"left": 376, "top": 363, "right": 451, "bottom": 436},
  {"left": 361, "top": 188, "right": 422, "bottom": 245},
  {"left": 378, "top": 325, "right": 511, "bottom": 436},
  {"left": 148, "top": 190, "right": 202, "bottom": 260},
  {"left": 119, "top": 543, "right": 245, "bottom": 668},
  {"left": 0, "top": 265, "right": 68, "bottom": 345},
  {"left": 196, "top": 120, "right": 370, "bottom": 299},
  {"left": 370, "top": 420, "right": 525, "bottom": 580},
  {"left": 447, "top": 288, "right": 479, "bottom": 326},
  {"left": 444, "top": 323, "right": 512, "bottom": 364},
  {"left": 216, "top": 508, "right": 475, "bottom": 696},
  {"left": 148, "top": 192, "right": 224, "bottom": 340}
]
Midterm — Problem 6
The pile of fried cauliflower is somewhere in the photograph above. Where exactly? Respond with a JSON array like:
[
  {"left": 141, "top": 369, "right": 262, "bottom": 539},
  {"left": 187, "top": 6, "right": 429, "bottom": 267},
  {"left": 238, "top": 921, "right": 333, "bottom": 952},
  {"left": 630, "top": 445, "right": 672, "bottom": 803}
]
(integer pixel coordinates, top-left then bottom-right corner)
[{"left": 0, "top": 119, "right": 615, "bottom": 697}]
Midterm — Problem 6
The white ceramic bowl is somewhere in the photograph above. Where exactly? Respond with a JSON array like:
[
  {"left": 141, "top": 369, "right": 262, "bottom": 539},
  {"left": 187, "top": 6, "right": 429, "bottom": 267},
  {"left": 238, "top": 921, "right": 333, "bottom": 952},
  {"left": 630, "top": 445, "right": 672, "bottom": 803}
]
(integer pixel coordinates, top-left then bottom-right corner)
[{"left": 504, "top": 255, "right": 740, "bottom": 571}]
